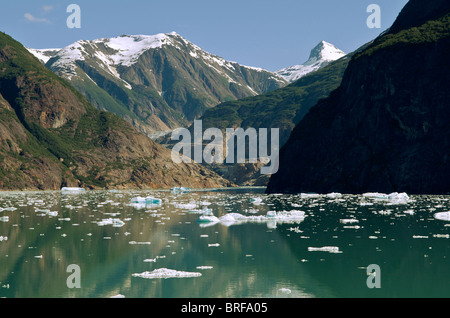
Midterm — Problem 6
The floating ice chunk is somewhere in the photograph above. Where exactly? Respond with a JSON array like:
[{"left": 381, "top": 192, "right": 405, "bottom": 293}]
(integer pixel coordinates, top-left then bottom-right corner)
[
  {"left": 61, "top": 187, "right": 85, "bottom": 192},
  {"left": 279, "top": 288, "right": 292, "bottom": 294},
  {"left": 0, "top": 236, "right": 7, "bottom": 241},
  {"left": 0, "top": 216, "right": 9, "bottom": 222},
  {"left": 129, "top": 241, "right": 151, "bottom": 245},
  {"left": 34, "top": 255, "right": 43, "bottom": 259},
  {"left": 250, "top": 197, "right": 263, "bottom": 205},
  {"left": 326, "top": 193, "right": 342, "bottom": 198},
  {"left": 132, "top": 268, "right": 202, "bottom": 279},
  {"left": 171, "top": 187, "right": 191, "bottom": 194},
  {"left": 301, "top": 193, "right": 320, "bottom": 199},
  {"left": 340, "top": 219, "right": 359, "bottom": 224},
  {"left": 175, "top": 202, "right": 198, "bottom": 209},
  {"left": 144, "top": 258, "right": 157, "bottom": 262},
  {"left": 363, "top": 192, "right": 410, "bottom": 204},
  {"left": 110, "top": 294, "right": 125, "bottom": 298},
  {"left": 196, "top": 266, "right": 213, "bottom": 270},
  {"left": 363, "top": 192, "right": 388, "bottom": 199},
  {"left": 130, "top": 197, "right": 161, "bottom": 205},
  {"left": 97, "top": 218, "right": 125, "bottom": 227},
  {"left": 308, "top": 246, "right": 342, "bottom": 254},
  {"left": 197, "top": 215, "right": 220, "bottom": 224},
  {"left": 434, "top": 212, "right": 450, "bottom": 221},
  {"left": 433, "top": 234, "right": 450, "bottom": 239},
  {"left": 208, "top": 243, "right": 220, "bottom": 247},
  {"left": 188, "top": 208, "right": 212, "bottom": 215}
]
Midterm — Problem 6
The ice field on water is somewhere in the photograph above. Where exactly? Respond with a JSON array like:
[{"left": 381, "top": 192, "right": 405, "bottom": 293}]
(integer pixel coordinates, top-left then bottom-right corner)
[{"left": 1, "top": 188, "right": 450, "bottom": 298}]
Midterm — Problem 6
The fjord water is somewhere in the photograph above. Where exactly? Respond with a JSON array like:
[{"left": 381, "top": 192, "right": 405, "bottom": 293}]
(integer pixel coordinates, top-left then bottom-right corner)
[{"left": 1, "top": 188, "right": 450, "bottom": 298}]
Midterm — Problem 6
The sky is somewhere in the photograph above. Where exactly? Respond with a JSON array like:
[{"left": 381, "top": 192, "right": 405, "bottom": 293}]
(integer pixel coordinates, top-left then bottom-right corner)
[{"left": 0, "top": 0, "right": 409, "bottom": 72}]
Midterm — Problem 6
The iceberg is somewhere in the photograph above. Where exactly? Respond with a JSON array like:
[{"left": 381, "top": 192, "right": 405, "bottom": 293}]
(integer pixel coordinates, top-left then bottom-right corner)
[
  {"left": 132, "top": 268, "right": 202, "bottom": 279},
  {"left": 362, "top": 192, "right": 410, "bottom": 205},
  {"left": 434, "top": 212, "right": 450, "bottom": 221},
  {"left": 217, "top": 211, "right": 306, "bottom": 228}
]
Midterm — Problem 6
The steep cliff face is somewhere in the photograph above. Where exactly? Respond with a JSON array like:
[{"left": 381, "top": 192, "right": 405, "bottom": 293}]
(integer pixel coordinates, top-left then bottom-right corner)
[
  {"left": 267, "top": 0, "right": 450, "bottom": 195},
  {"left": 0, "top": 32, "right": 230, "bottom": 190}
]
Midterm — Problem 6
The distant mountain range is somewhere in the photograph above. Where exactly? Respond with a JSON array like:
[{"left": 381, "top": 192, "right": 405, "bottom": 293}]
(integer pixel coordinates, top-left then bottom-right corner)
[
  {"left": 27, "top": 33, "right": 288, "bottom": 136},
  {"left": 27, "top": 35, "right": 345, "bottom": 137}
]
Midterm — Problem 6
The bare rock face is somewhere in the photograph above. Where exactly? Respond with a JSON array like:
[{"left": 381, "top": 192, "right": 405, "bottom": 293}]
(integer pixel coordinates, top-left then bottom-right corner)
[
  {"left": 267, "top": 0, "right": 450, "bottom": 195},
  {"left": 0, "top": 32, "right": 231, "bottom": 191}
]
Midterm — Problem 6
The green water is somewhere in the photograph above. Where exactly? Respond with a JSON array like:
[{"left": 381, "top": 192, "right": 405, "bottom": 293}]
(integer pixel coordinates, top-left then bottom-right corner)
[{"left": 1, "top": 188, "right": 450, "bottom": 298}]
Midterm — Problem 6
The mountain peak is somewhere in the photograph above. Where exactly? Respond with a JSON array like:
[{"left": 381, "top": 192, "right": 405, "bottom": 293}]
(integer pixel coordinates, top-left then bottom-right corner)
[
  {"left": 276, "top": 41, "right": 346, "bottom": 83},
  {"left": 307, "top": 41, "right": 345, "bottom": 64}
]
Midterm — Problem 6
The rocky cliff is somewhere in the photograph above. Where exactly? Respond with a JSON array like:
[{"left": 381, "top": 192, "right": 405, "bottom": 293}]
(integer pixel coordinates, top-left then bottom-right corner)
[
  {"left": 0, "top": 32, "right": 231, "bottom": 191},
  {"left": 267, "top": 0, "right": 450, "bottom": 195}
]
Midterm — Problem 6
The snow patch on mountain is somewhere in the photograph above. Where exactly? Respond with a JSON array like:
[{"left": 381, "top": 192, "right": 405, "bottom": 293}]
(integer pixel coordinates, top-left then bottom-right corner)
[{"left": 276, "top": 41, "right": 346, "bottom": 83}]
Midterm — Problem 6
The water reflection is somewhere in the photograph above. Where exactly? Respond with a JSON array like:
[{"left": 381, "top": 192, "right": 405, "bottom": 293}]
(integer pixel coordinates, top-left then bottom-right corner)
[{"left": 0, "top": 189, "right": 450, "bottom": 298}]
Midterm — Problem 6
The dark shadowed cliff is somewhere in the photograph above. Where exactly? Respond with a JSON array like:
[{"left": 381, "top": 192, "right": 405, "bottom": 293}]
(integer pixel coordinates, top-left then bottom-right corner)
[{"left": 267, "top": 0, "right": 450, "bottom": 195}]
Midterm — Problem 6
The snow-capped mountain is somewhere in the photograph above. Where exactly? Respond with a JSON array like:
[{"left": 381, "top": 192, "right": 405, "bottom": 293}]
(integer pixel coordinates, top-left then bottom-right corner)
[
  {"left": 28, "top": 32, "right": 287, "bottom": 135},
  {"left": 276, "top": 41, "right": 346, "bottom": 83}
]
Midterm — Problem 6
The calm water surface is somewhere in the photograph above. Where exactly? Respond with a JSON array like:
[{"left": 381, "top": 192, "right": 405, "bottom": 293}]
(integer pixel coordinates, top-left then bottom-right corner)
[{"left": 1, "top": 188, "right": 450, "bottom": 298}]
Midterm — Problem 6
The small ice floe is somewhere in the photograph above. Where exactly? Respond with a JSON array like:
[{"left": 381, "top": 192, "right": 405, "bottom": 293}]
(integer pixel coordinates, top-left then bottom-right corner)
[
  {"left": 308, "top": 246, "right": 342, "bottom": 254},
  {"left": 188, "top": 208, "right": 212, "bottom": 215},
  {"left": 412, "top": 235, "right": 428, "bottom": 239},
  {"left": 0, "top": 236, "right": 8, "bottom": 242},
  {"left": 208, "top": 243, "right": 220, "bottom": 247},
  {"left": 34, "top": 255, "right": 43, "bottom": 259},
  {"left": 175, "top": 202, "right": 198, "bottom": 210},
  {"left": 434, "top": 212, "right": 450, "bottom": 221},
  {"left": 301, "top": 193, "right": 320, "bottom": 199},
  {"left": 61, "top": 187, "right": 85, "bottom": 193},
  {"left": 0, "top": 216, "right": 9, "bottom": 222},
  {"left": 250, "top": 197, "right": 263, "bottom": 205},
  {"left": 197, "top": 215, "right": 220, "bottom": 225},
  {"left": 196, "top": 266, "right": 213, "bottom": 270},
  {"left": 326, "top": 193, "right": 342, "bottom": 199},
  {"left": 433, "top": 234, "right": 450, "bottom": 239},
  {"left": 97, "top": 218, "right": 125, "bottom": 227},
  {"left": 130, "top": 197, "right": 162, "bottom": 205},
  {"left": 132, "top": 268, "right": 202, "bottom": 279},
  {"left": 110, "top": 294, "right": 125, "bottom": 298},
  {"left": 171, "top": 187, "right": 191, "bottom": 194},
  {"left": 340, "top": 219, "right": 359, "bottom": 224},
  {"left": 129, "top": 241, "right": 151, "bottom": 245},
  {"left": 217, "top": 211, "right": 307, "bottom": 227},
  {"left": 279, "top": 288, "right": 292, "bottom": 295},
  {"left": 144, "top": 258, "right": 157, "bottom": 262},
  {"left": 362, "top": 192, "right": 411, "bottom": 205}
]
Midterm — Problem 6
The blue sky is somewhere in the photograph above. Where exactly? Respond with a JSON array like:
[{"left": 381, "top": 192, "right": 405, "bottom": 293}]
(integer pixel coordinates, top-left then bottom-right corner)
[{"left": 1, "top": 0, "right": 408, "bottom": 71}]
